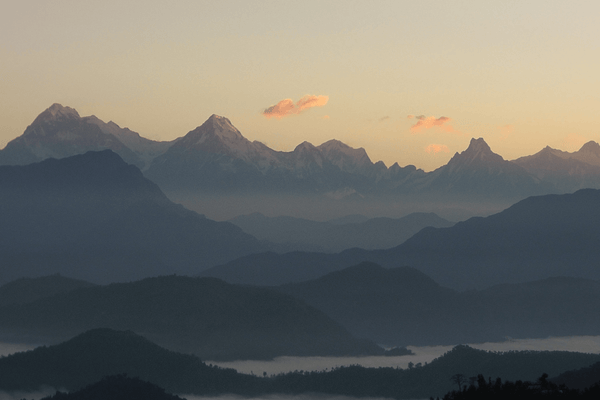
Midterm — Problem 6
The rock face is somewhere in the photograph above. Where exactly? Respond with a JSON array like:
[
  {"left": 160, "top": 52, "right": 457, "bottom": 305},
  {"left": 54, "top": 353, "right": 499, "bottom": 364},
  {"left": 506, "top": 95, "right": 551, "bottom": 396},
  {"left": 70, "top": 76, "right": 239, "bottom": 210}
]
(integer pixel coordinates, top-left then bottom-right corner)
[{"left": 0, "top": 150, "right": 266, "bottom": 284}]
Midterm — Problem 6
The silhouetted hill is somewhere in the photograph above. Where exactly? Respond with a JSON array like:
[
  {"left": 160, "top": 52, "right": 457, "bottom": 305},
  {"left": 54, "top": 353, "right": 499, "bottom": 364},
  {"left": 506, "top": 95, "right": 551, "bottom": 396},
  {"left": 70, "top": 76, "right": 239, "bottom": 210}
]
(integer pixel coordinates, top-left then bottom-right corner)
[
  {"left": 381, "top": 188, "right": 600, "bottom": 288},
  {"left": 278, "top": 262, "right": 458, "bottom": 345},
  {"left": 552, "top": 361, "right": 600, "bottom": 390},
  {"left": 278, "top": 264, "right": 600, "bottom": 346},
  {"left": 0, "top": 150, "right": 266, "bottom": 284},
  {"left": 0, "top": 328, "right": 258, "bottom": 393},
  {"left": 230, "top": 212, "right": 454, "bottom": 252},
  {"left": 0, "top": 275, "right": 382, "bottom": 360},
  {"left": 0, "top": 274, "right": 96, "bottom": 307},
  {"left": 207, "top": 189, "right": 600, "bottom": 289}
]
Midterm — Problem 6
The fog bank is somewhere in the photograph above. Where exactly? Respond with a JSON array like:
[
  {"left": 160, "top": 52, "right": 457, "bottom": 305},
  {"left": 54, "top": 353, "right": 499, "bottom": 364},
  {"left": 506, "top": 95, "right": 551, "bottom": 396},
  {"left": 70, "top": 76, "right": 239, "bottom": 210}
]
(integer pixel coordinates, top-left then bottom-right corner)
[{"left": 209, "top": 335, "right": 600, "bottom": 375}]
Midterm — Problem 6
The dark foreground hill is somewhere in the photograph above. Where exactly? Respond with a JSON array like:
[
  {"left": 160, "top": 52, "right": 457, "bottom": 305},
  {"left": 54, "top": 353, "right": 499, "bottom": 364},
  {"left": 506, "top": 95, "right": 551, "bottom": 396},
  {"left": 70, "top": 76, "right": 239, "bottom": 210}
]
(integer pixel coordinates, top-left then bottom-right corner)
[
  {"left": 0, "top": 150, "right": 266, "bottom": 284},
  {"left": 278, "top": 262, "right": 600, "bottom": 346},
  {"left": 552, "top": 361, "right": 600, "bottom": 390},
  {"left": 0, "top": 328, "right": 258, "bottom": 394},
  {"left": 0, "top": 275, "right": 381, "bottom": 360},
  {"left": 3, "top": 330, "right": 600, "bottom": 399},
  {"left": 205, "top": 188, "right": 600, "bottom": 290}
]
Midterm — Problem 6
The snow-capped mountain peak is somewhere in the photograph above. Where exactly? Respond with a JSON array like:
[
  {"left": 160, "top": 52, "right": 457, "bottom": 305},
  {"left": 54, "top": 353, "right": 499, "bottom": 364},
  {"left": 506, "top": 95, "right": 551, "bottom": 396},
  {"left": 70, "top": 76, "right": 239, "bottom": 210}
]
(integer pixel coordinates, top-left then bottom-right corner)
[
  {"left": 32, "top": 103, "right": 80, "bottom": 124},
  {"left": 449, "top": 137, "right": 504, "bottom": 167},
  {"left": 317, "top": 139, "right": 372, "bottom": 169}
]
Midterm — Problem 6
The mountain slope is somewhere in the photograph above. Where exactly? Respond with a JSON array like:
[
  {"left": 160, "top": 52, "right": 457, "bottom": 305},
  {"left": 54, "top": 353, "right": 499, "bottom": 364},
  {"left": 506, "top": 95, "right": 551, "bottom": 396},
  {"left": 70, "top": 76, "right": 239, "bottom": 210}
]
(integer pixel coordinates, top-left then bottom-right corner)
[
  {"left": 0, "top": 275, "right": 382, "bottom": 360},
  {"left": 420, "top": 138, "right": 554, "bottom": 198},
  {"left": 0, "top": 150, "right": 266, "bottom": 284},
  {"left": 206, "top": 188, "right": 600, "bottom": 289},
  {"left": 0, "top": 104, "right": 145, "bottom": 168},
  {"left": 278, "top": 263, "right": 600, "bottom": 346},
  {"left": 513, "top": 142, "right": 600, "bottom": 192},
  {"left": 145, "top": 114, "right": 387, "bottom": 195}
]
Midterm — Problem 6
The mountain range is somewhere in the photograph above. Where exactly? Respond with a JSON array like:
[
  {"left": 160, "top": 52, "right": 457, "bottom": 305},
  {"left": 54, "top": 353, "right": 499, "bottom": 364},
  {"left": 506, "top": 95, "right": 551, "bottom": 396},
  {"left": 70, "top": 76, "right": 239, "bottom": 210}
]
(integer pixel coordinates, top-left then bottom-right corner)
[
  {"left": 0, "top": 149, "right": 266, "bottom": 284},
  {"left": 0, "top": 275, "right": 382, "bottom": 360},
  {"left": 278, "top": 262, "right": 600, "bottom": 346},
  {"left": 203, "top": 188, "right": 600, "bottom": 290},
  {"left": 4, "top": 104, "right": 600, "bottom": 220}
]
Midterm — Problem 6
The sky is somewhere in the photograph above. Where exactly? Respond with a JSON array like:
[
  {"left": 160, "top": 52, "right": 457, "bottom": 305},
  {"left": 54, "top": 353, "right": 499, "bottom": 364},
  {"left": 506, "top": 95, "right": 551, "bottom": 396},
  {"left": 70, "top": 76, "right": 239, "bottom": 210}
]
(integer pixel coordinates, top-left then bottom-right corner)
[{"left": 1, "top": 1, "right": 599, "bottom": 172}]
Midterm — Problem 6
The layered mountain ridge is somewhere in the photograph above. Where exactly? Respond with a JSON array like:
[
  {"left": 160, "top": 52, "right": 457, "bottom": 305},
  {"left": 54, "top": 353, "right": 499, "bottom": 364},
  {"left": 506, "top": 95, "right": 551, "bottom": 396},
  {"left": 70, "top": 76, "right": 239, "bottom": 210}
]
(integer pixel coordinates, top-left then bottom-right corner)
[
  {"left": 3, "top": 104, "right": 600, "bottom": 219},
  {"left": 0, "top": 150, "right": 266, "bottom": 284}
]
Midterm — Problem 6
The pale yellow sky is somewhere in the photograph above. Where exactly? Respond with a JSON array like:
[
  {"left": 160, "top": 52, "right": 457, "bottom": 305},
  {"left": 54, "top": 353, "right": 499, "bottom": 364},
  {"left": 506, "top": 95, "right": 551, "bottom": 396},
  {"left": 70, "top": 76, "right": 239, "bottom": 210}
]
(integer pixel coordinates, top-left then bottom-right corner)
[{"left": 1, "top": 0, "right": 599, "bottom": 171}]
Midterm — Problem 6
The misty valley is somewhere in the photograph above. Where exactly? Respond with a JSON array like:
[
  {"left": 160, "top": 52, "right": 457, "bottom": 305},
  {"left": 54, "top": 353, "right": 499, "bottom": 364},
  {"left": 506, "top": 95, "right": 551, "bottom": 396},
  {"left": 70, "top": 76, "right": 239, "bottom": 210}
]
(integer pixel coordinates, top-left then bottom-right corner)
[{"left": 1, "top": 104, "right": 600, "bottom": 399}]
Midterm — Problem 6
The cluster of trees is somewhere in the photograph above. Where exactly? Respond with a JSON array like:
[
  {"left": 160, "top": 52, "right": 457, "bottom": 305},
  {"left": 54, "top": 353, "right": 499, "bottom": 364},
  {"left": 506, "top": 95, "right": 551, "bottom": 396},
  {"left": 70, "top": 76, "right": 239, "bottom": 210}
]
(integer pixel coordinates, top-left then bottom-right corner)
[
  {"left": 439, "top": 373, "right": 600, "bottom": 400},
  {"left": 32, "top": 372, "right": 600, "bottom": 400}
]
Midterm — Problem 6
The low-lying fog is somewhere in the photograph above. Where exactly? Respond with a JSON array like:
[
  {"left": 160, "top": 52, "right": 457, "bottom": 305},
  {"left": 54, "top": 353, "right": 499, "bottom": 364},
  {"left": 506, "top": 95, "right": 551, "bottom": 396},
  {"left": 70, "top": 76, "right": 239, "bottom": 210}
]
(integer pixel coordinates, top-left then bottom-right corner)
[
  {"left": 208, "top": 335, "right": 600, "bottom": 375},
  {"left": 2, "top": 335, "right": 599, "bottom": 400}
]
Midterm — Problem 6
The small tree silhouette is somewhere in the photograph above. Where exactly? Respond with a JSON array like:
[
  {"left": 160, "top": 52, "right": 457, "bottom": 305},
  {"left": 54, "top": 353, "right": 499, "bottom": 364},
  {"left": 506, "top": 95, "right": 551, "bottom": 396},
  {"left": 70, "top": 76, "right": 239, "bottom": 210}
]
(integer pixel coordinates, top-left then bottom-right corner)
[{"left": 450, "top": 373, "right": 467, "bottom": 391}]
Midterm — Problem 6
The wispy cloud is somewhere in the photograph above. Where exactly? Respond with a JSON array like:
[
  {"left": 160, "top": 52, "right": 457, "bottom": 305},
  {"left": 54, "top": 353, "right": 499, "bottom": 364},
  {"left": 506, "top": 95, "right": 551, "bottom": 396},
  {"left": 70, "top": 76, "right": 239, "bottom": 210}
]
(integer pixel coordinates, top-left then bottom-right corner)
[
  {"left": 408, "top": 115, "right": 457, "bottom": 134},
  {"left": 379, "top": 116, "right": 390, "bottom": 122},
  {"left": 425, "top": 144, "right": 450, "bottom": 154},
  {"left": 263, "top": 95, "right": 329, "bottom": 119}
]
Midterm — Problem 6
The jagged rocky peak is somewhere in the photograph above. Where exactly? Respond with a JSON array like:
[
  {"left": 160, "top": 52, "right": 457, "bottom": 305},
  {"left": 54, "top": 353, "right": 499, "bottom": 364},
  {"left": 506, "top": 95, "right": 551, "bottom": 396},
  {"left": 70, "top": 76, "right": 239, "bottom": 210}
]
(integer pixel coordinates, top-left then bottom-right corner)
[
  {"left": 452, "top": 137, "right": 504, "bottom": 164},
  {"left": 33, "top": 103, "right": 80, "bottom": 124},
  {"left": 318, "top": 139, "right": 371, "bottom": 161},
  {"left": 294, "top": 141, "right": 318, "bottom": 153},
  {"left": 579, "top": 141, "right": 600, "bottom": 154},
  {"left": 177, "top": 114, "right": 249, "bottom": 149},
  {"left": 201, "top": 114, "right": 244, "bottom": 140}
]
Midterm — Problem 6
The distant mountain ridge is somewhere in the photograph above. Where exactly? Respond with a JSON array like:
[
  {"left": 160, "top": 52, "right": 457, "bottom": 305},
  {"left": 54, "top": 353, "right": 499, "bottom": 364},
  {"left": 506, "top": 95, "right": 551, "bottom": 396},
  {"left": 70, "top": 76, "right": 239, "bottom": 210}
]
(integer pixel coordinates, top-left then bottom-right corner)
[
  {"left": 513, "top": 142, "right": 600, "bottom": 192},
  {"left": 144, "top": 114, "right": 399, "bottom": 194},
  {"left": 203, "top": 188, "right": 600, "bottom": 289},
  {"left": 0, "top": 104, "right": 173, "bottom": 170},
  {"left": 7, "top": 104, "right": 600, "bottom": 210}
]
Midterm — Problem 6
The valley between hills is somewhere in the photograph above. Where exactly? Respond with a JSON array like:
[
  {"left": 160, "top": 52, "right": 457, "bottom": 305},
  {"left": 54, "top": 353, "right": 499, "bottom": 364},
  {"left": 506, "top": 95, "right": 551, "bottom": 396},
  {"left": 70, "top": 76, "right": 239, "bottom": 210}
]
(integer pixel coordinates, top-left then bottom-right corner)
[{"left": 1, "top": 104, "right": 600, "bottom": 398}]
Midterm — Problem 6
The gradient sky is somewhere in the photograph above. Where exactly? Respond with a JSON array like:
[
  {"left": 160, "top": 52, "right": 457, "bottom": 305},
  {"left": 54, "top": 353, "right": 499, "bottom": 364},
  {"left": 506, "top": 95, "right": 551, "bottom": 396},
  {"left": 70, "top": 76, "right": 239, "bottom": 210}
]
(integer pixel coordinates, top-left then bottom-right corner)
[{"left": 1, "top": 1, "right": 599, "bottom": 171}]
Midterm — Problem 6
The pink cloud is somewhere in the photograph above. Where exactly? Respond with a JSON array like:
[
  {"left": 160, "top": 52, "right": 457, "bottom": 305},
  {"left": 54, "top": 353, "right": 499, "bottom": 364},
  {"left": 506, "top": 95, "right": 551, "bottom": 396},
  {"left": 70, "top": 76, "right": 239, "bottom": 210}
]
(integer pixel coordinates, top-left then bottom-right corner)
[
  {"left": 263, "top": 95, "right": 329, "bottom": 119},
  {"left": 425, "top": 144, "right": 450, "bottom": 154},
  {"left": 408, "top": 115, "right": 458, "bottom": 134},
  {"left": 410, "top": 115, "right": 457, "bottom": 133}
]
